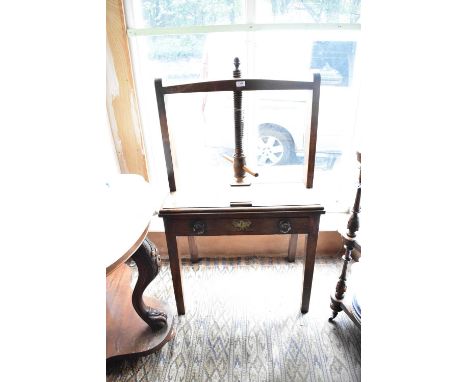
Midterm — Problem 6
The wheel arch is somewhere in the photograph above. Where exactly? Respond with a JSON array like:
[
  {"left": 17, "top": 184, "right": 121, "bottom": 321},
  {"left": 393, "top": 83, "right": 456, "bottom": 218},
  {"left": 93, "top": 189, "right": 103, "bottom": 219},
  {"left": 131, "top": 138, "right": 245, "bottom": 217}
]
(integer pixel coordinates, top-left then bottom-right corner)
[{"left": 257, "top": 123, "right": 296, "bottom": 150}]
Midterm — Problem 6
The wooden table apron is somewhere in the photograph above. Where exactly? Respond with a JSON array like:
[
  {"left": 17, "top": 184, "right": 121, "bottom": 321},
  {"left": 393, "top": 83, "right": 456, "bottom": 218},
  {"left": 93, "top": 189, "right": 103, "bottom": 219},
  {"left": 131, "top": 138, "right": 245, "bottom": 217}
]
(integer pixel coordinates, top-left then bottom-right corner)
[{"left": 159, "top": 205, "right": 325, "bottom": 315}]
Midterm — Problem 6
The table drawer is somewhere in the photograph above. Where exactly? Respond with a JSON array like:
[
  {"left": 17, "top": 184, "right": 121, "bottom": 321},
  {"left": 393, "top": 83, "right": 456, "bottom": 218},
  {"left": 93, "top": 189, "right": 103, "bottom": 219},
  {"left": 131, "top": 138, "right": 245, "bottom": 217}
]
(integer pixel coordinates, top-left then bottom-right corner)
[{"left": 172, "top": 217, "right": 315, "bottom": 236}]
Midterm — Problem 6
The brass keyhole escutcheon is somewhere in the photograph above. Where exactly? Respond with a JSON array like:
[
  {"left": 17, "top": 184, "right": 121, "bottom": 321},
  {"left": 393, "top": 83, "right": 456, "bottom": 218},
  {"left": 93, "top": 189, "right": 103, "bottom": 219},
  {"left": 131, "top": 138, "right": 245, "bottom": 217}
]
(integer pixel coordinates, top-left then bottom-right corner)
[
  {"left": 278, "top": 220, "right": 292, "bottom": 234},
  {"left": 192, "top": 221, "right": 206, "bottom": 235}
]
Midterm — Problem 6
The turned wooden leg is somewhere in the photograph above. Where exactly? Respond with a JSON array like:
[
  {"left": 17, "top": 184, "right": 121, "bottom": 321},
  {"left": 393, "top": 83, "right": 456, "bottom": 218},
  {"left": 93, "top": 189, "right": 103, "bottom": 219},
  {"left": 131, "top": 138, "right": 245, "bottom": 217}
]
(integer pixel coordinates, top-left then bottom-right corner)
[
  {"left": 329, "top": 244, "right": 352, "bottom": 321},
  {"left": 287, "top": 234, "right": 298, "bottom": 263},
  {"left": 188, "top": 236, "right": 199, "bottom": 263},
  {"left": 131, "top": 239, "right": 168, "bottom": 331},
  {"left": 329, "top": 154, "right": 360, "bottom": 321},
  {"left": 301, "top": 218, "right": 320, "bottom": 313}
]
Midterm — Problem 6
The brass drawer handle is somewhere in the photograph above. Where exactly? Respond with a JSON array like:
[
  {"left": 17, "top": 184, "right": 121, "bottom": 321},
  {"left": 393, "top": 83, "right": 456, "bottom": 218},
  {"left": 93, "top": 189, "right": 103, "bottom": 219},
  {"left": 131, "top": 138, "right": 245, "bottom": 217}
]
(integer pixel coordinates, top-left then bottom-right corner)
[
  {"left": 192, "top": 221, "right": 206, "bottom": 235},
  {"left": 279, "top": 220, "right": 292, "bottom": 234}
]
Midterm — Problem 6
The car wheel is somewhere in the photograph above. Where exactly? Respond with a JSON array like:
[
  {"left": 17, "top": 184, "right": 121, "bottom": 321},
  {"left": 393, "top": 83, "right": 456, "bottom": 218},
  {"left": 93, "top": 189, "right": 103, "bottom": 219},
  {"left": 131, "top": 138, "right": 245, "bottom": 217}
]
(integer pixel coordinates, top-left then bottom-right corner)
[{"left": 257, "top": 125, "right": 295, "bottom": 166}]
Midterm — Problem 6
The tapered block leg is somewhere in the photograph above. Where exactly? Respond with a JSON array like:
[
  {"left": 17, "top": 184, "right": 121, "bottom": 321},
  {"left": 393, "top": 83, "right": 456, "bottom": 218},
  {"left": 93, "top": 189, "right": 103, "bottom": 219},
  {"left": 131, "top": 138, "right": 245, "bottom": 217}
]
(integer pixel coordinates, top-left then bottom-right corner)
[
  {"left": 287, "top": 234, "right": 298, "bottom": 262},
  {"left": 188, "top": 236, "right": 199, "bottom": 263},
  {"left": 301, "top": 217, "right": 320, "bottom": 313},
  {"left": 164, "top": 222, "right": 185, "bottom": 315}
]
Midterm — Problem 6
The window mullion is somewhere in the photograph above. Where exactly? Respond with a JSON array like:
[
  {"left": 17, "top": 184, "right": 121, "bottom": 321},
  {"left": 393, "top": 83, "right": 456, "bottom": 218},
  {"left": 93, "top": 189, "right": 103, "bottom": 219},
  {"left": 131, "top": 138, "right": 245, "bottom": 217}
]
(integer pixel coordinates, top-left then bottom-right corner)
[{"left": 246, "top": 0, "right": 256, "bottom": 23}]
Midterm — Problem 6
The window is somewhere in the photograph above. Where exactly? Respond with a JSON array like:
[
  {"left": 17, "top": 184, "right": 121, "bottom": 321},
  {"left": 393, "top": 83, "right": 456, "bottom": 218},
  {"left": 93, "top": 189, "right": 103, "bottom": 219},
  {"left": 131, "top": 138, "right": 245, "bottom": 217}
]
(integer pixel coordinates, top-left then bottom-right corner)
[{"left": 124, "top": 0, "right": 361, "bottom": 212}]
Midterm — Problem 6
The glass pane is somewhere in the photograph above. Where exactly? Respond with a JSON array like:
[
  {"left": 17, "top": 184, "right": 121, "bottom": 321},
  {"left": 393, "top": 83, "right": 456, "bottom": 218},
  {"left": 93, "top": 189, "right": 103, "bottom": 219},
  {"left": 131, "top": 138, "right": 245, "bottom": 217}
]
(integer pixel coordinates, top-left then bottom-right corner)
[
  {"left": 144, "top": 34, "right": 207, "bottom": 84},
  {"left": 249, "top": 31, "right": 358, "bottom": 175},
  {"left": 130, "top": 30, "right": 359, "bottom": 211},
  {"left": 127, "top": 0, "right": 245, "bottom": 29},
  {"left": 256, "top": 0, "right": 361, "bottom": 23},
  {"left": 310, "top": 40, "right": 356, "bottom": 86},
  {"left": 128, "top": 32, "right": 249, "bottom": 190},
  {"left": 132, "top": 32, "right": 250, "bottom": 85},
  {"left": 166, "top": 33, "right": 250, "bottom": 187}
]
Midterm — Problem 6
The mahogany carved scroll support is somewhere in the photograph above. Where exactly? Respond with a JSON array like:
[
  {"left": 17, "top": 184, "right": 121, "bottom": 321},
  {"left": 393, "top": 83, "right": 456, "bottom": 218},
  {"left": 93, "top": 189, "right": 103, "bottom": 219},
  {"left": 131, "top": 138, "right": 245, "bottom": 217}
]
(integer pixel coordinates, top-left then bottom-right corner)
[{"left": 131, "top": 239, "right": 168, "bottom": 331}]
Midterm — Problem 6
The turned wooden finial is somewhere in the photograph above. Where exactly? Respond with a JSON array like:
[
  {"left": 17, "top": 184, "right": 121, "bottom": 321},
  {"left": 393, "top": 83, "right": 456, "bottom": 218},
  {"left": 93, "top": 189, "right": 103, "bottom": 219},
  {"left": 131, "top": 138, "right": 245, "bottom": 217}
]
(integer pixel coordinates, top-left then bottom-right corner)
[{"left": 233, "top": 57, "right": 241, "bottom": 78}]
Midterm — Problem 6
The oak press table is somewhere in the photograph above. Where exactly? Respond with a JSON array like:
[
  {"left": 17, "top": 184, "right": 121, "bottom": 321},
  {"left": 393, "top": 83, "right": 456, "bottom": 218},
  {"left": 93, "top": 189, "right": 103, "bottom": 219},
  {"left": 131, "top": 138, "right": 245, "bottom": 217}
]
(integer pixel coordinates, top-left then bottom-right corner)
[{"left": 159, "top": 183, "right": 325, "bottom": 316}]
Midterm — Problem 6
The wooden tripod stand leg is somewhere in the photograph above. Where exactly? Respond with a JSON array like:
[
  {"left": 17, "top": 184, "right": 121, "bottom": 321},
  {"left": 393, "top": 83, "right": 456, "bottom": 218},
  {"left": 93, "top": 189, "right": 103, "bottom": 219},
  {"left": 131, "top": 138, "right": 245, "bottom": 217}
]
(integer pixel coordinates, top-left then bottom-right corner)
[
  {"left": 131, "top": 239, "right": 168, "bottom": 331},
  {"left": 106, "top": 239, "right": 175, "bottom": 361}
]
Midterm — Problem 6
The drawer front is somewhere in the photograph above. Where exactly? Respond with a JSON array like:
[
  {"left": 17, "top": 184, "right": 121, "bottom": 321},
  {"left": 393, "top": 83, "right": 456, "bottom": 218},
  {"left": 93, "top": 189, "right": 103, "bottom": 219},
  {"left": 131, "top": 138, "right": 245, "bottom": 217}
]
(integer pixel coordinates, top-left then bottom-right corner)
[{"left": 172, "top": 217, "right": 314, "bottom": 236}]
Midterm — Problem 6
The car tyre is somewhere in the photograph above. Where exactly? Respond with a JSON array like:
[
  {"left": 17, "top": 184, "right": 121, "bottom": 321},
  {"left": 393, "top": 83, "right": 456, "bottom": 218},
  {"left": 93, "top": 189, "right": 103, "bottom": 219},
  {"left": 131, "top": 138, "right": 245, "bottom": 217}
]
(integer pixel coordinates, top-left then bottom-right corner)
[{"left": 257, "top": 124, "right": 295, "bottom": 166}]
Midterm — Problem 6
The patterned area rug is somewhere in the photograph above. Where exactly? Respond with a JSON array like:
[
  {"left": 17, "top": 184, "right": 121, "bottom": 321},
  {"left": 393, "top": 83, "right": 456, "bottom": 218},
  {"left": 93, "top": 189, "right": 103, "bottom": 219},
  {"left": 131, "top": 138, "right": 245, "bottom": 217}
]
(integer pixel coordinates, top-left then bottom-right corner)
[{"left": 107, "top": 257, "right": 360, "bottom": 381}]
